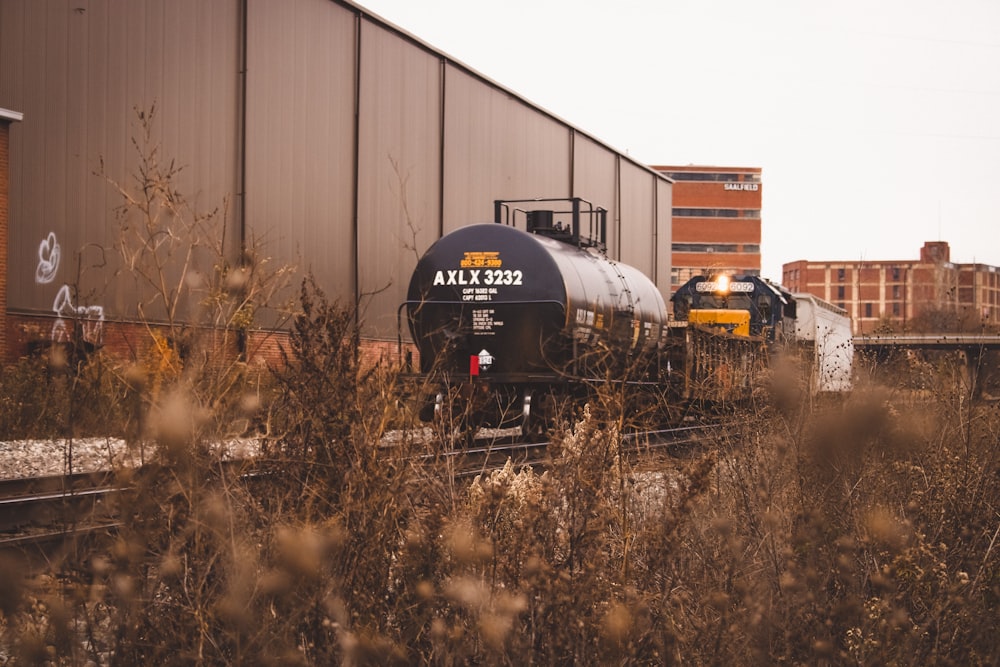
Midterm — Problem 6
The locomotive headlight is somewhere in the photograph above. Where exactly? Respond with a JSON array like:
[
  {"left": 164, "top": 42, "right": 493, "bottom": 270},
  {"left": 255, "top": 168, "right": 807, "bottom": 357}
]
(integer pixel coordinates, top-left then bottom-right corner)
[{"left": 716, "top": 275, "right": 730, "bottom": 293}]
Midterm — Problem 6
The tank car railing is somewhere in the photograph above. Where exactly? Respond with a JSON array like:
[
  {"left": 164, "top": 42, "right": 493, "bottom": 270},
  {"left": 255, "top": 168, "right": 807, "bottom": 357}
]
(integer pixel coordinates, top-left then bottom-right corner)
[{"left": 493, "top": 197, "right": 607, "bottom": 251}]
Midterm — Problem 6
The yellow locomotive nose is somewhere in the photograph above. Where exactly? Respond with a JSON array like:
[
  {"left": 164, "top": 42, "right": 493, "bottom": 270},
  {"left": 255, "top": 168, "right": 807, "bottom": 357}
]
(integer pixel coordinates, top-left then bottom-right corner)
[{"left": 688, "top": 309, "right": 751, "bottom": 337}]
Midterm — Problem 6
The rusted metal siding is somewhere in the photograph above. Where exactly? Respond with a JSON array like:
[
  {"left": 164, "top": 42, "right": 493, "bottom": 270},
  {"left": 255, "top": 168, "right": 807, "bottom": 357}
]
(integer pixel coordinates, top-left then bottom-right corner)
[
  {"left": 244, "top": 0, "right": 357, "bottom": 302},
  {"left": 442, "top": 65, "right": 572, "bottom": 233},
  {"left": 356, "top": 19, "right": 442, "bottom": 339},
  {"left": 0, "top": 0, "right": 241, "bottom": 318}
]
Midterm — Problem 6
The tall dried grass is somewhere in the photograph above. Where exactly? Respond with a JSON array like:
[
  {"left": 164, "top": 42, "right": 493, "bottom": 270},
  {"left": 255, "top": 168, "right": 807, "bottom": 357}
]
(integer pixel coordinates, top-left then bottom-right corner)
[
  {"left": 3, "top": 292, "right": 997, "bottom": 664},
  {"left": 2, "top": 112, "right": 996, "bottom": 663}
]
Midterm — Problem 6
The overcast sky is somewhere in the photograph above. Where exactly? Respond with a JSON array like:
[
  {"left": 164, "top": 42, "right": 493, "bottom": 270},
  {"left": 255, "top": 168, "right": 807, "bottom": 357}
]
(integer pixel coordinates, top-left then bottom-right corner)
[{"left": 356, "top": 0, "right": 1000, "bottom": 281}]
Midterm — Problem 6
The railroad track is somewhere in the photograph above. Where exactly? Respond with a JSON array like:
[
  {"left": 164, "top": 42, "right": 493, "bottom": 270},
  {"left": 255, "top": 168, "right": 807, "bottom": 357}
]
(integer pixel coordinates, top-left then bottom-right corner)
[
  {"left": 0, "top": 471, "right": 122, "bottom": 533},
  {"left": 427, "top": 421, "right": 720, "bottom": 478},
  {"left": 0, "top": 423, "right": 720, "bottom": 557},
  {"left": 0, "top": 460, "right": 257, "bottom": 558},
  {"left": 0, "top": 471, "right": 122, "bottom": 570},
  {"left": 626, "top": 422, "right": 720, "bottom": 457},
  {"left": 444, "top": 440, "right": 549, "bottom": 479}
]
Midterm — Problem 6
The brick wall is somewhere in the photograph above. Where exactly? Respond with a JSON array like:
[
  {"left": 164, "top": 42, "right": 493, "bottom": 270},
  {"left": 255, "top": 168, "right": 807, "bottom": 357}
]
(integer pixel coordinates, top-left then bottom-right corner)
[
  {"left": 0, "top": 120, "right": 10, "bottom": 361},
  {"left": 5, "top": 310, "right": 419, "bottom": 373}
]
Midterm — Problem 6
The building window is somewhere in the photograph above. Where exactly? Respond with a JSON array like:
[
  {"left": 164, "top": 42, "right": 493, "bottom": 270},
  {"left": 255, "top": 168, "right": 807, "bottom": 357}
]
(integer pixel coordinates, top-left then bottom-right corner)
[
  {"left": 892, "top": 285, "right": 901, "bottom": 299},
  {"left": 865, "top": 303, "right": 872, "bottom": 318},
  {"left": 892, "top": 302, "right": 900, "bottom": 316},
  {"left": 681, "top": 207, "right": 757, "bottom": 219},
  {"left": 837, "top": 268, "right": 845, "bottom": 282},
  {"left": 672, "top": 243, "right": 739, "bottom": 253},
  {"left": 672, "top": 208, "right": 740, "bottom": 218},
  {"left": 837, "top": 285, "right": 845, "bottom": 299},
  {"left": 892, "top": 267, "right": 901, "bottom": 281},
  {"left": 671, "top": 267, "right": 702, "bottom": 286},
  {"left": 663, "top": 172, "right": 742, "bottom": 182}
]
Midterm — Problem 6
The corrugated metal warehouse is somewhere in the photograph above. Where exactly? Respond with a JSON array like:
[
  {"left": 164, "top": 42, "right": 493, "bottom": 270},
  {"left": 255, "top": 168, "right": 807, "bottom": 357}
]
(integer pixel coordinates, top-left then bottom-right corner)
[{"left": 0, "top": 0, "right": 671, "bottom": 359}]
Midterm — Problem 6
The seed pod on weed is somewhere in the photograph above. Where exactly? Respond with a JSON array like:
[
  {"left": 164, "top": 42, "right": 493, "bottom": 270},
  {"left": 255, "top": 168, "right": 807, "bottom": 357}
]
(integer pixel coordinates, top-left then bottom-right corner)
[
  {"left": 601, "top": 602, "right": 633, "bottom": 645},
  {"left": 274, "top": 525, "right": 331, "bottom": 580},
  {"left": 444, "top": 519, "right": 491, "bottom": 563},
  {"left": 111, "top": 573, "right": 134, "bottom": 599},
  {"left": 159, "top": 552, "right": 182, "bottom": 580},
  {"left": 239, "top": 391, "right": 261, "bottom": 415},
  {"left": 864, "top": 506, "right": 911, "bottom": 552},
  {"left": 415, "top": 579, "right": 435, "bottom": 600},
  {"left": 479, "top": 611, "right": 514, "bottom": 650},
  {"left": 443, "top": 576, "right": 488, "bottom": 610},
  {"left": 0, "top": 553, "right": 26, "bottom": 616},
  {"left": 258, "top": 568, "right": 293, "bottom": 597}
]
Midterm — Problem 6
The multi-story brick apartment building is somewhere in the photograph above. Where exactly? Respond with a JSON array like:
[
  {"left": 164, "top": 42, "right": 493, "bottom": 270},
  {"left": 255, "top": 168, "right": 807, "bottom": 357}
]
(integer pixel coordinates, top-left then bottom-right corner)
[
  {"left": 783, "top": 241, "right": 1000, "bottom": 334},
  {"left": 652, "top": 165, "right": 762, "bottom": 291}
]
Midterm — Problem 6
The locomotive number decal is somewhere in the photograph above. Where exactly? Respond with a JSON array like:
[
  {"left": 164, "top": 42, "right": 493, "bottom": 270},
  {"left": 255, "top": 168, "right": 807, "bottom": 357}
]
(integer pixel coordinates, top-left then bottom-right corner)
[
  {"left": 696, "top": 280, "right": 754, "bottom": 293},
  {"left": 432, "top": 269, "right": 523, "bottom": 286}
]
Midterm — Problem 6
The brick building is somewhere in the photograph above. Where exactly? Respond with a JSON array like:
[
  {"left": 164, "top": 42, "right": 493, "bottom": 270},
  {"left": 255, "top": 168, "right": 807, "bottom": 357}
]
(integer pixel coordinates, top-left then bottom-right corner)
[
  {"left": 783, "top": 241, "right": 1000, "bottom": 334},
  {"left": 652, "top": 165, "right": 762, "bottom": 290}
]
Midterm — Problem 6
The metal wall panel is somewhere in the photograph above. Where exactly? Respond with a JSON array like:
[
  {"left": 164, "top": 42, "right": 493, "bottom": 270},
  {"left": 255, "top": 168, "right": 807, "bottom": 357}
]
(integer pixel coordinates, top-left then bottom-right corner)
[
  {"left": 245, "top": 0, "right": 357, "bottom": 305},
  {"left": 655, "top": 177, "right": 673, "bottom": 297},
  {"left": 356, "top": 19, "right": 442, "bottom": 339},
  {"left": 442, "top": 65, "right": 572, "bottom": 232},
  {"left": 571, "top": 133, "right": 619, "bottom": 255},
  {"left": 618, "top": 161, "right": 656, "bottom": 279},
  {"left": 0, "top": 0, "right": 241, "bottom": 319},
  {"left": 1, "top": 0, "right": 672, "bottom": 343}
]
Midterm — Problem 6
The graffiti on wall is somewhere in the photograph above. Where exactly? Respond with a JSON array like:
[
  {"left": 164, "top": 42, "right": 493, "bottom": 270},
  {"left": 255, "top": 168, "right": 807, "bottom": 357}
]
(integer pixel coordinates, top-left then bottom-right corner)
[
  {"left": 35, "top": 232, "right": 60, "bottom": 284},
  {"left": 34, "top": 232, "right": 105, "bottom": 346},
  {"left": 50, "top": 284, "right": 105, "bottom": 345}
]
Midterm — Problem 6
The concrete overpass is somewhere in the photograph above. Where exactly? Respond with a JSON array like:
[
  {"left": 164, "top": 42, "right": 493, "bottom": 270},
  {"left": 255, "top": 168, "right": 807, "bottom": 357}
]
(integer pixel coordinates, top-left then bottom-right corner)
[
  {"left": 854, "top": 333, "right": 1000, "bottom": 398},
  {"left": 854, "top": 334, "right": 1000, "bottom": 351}
]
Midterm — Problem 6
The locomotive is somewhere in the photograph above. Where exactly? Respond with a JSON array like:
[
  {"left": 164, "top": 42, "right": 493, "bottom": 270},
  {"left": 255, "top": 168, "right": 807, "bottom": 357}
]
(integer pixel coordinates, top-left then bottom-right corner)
[
  {"left": 667, "top": 273, "right": 794, "bottom": 406},
  {"left": 402, "top": 197, "right": 849, "bottom": 436}
]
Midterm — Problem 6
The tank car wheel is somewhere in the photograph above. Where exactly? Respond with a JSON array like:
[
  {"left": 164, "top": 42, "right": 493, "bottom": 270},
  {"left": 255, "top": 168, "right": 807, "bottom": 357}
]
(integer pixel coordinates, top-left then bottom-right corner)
[
  {"left": 429, "top": 392, "right": 451, "bottom": 446},
  {"left": 429, "top": 391, "right": 478, "bottom": 449},
  {"left": 520, "top": 390, "right": 543, "bottom": 440},
  {"left": 520, "top": 389, "right": 570, "bottom": 440}
]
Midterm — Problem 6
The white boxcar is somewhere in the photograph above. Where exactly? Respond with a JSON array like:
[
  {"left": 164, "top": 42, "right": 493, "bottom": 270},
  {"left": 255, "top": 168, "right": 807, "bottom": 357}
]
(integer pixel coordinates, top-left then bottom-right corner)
[{"left": 793, "top": 294, "right": 854, "bottom": 392}]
